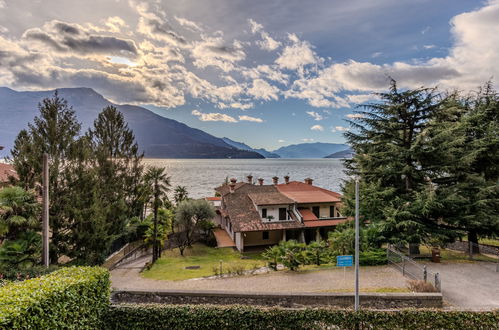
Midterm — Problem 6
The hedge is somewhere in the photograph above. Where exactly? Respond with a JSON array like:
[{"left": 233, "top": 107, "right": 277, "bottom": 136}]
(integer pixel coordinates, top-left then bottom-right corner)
[
  {"left": 105, "top": 304, "right": 499, "bottom": 330},
  {"left": 0, "top": 266, "right": 110, "bottom": 329}
]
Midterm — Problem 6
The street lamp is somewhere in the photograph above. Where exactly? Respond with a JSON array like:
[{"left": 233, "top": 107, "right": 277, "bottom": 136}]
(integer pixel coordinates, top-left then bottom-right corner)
[{"left": 354, "top": 177, "right": 360, "bottom": 311}]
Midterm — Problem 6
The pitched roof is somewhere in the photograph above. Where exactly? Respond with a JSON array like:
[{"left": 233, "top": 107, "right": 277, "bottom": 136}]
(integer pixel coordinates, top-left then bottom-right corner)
[
  {"left": 222, "top": 183, "right": 304, "bottom": 232},
  {"left": 248, "top": 192, "right": 294, "bottom": 206},
  {"left": 0, "top": 163, "right": 16, "bottom": 183},
  {"left": 276, "top": 181, "right": 342, "bottom": 203},
  {"left": 303, "top": 219, "right": 347, "bottom": 228},
  {"left": 298, "top": 208, "right": 318, "bottom": 221}
]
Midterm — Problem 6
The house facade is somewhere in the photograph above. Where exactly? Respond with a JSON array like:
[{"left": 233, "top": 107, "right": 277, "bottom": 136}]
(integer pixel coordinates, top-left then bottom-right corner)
[{"left": 212, "top": 175, "right": 349, "bottom": 251}]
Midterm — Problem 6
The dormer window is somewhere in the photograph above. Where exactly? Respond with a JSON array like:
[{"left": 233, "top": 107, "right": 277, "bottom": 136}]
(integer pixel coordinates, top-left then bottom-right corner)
[{"left": 261, "top": 208, "right": 267, "bottom": 218}]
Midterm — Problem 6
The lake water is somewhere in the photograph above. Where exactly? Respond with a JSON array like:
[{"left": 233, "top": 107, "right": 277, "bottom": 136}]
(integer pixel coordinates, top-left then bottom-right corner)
[{"left": 143, "top": 158, "right": 347, "bottom": 199}]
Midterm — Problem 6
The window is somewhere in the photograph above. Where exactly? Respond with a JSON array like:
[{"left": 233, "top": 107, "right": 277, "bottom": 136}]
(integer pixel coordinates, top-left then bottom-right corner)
[
  {"left": 261, "top": 208, "right": 267, "bottom": 218},
  {"left": 279, "top": 208, "right": 287, "bottom": 220},
  {"left": 330, "top": 206, "right": 335, "bottom": 218},
  {"left": 312, "top": 206, "right": 320, "bottom": 218},
  {"left": 262, "top": 231, "right": 269, "bottom": 240}
]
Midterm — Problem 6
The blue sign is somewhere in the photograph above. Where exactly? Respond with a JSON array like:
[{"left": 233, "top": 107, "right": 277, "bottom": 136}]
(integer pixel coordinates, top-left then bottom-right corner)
[{"left": 336, "top": 255, "right": 353, "bottom": 267}]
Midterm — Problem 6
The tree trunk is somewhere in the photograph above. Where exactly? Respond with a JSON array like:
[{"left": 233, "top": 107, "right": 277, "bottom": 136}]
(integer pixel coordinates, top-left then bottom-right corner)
[
  {"left": 468, "top": 231, "right": 480, "bottom": 254},
  {"left": 409, "top": 243, "right": 420, "bottom": 255}
]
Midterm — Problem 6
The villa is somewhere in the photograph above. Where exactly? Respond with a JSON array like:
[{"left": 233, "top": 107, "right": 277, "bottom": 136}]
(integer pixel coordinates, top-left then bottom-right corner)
[{"left": 211, "top": 175, "right": 349, "bottom": 251}]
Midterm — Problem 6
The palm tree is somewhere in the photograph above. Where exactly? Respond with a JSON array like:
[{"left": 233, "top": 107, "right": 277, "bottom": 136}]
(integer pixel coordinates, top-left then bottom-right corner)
[
  {"left": 0, "top": 186, "right": 40, "bottom": 242},
  {"left": 144, "top": 167, "right": 170, "bottom": 262},
  {"left": 173, "top": 185, "right": 189, "bottom": 205}
]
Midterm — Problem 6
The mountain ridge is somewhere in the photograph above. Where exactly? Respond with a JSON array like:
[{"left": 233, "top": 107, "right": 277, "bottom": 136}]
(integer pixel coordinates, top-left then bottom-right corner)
[
  {"left": 272, "top": 142, "right": 349, "bottom": 158},
  {"left": 222, "top": 137, "right": 280, "bottom": 158}
]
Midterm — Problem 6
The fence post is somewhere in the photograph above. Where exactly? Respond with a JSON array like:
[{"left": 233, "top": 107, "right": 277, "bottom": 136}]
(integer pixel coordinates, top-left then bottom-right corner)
[
  {"left": 434, "top": 273, "right": 441, "bottom": 292},
  {"left": 423, "top": 265, "right": 427, "bottom": 282}
]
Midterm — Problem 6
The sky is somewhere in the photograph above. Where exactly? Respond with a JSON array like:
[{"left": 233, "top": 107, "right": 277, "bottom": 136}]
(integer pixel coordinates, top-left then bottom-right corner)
[{"left": 0, "top": 0, "right": 497, "bottom": 150}]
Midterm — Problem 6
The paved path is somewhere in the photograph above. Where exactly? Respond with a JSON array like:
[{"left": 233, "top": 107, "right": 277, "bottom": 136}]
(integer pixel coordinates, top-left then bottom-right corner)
[
  {"left": 426, "top": 261, "right": 499, "bottom": 310},
  {"left": 213, "top": 228, "right": 236, "bottom": 248}
]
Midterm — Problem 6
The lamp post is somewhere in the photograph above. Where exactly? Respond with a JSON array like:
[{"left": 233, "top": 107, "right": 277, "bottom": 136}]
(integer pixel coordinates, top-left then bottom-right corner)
[{"left": 354, "top": 177, "right": 360, "bottom": 311}]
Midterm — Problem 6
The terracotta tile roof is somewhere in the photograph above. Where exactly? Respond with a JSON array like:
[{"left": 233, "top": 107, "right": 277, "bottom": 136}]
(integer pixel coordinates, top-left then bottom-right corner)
[
  {"left": 215, "top": 182, "right": 245, "bottom": 196},
  {"left": 304, "top": 218, "right": 348, "bottom": 228},
  {"left": 248, "top": 192, "right": 294, "bottom": 206},
  {"left": 0, "top": 163, "right": 16, "bottom": 183},
  {"left": 298, "top": 208, "right": 318, "bottom": 221},
  {"left": 222, "top": 183, "right": 304, "bottom": 232},
  {"left": 276, "top": 181, "right": 342, "bottom": 203},
  {"left": 205, "top": 197, "right": 221, "bottom": 201}
]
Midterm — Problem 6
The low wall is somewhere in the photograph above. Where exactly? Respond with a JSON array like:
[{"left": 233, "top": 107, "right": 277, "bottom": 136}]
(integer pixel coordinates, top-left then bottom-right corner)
[{"left": 111, "top": 290, "right": 442, "bottom": 309}]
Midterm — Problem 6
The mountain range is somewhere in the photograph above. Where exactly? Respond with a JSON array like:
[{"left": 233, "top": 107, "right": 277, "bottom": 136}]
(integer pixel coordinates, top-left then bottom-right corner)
[
  {"left": 324, "top": 148, "right": 354, "bottom": 158},
  {"left": 0, "top": 87, "right": 348, "bottom": 159}
]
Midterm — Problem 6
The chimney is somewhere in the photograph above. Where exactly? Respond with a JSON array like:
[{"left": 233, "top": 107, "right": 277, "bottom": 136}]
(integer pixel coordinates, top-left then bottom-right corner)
[
  {"left": 258, "top": 178, "right": 264, "bottom": 186},
  {"left": 304, "top": 178, "right": 313, "bottom": 185},
  {"left": 272, "top": 176, "right": 279, "bottom": 185},
  {"left": 229, "top": 178, "right": 237, "bottom": 193},
  {"left": 246, "top": 175, "right": 253, "bottom": 184},
  {"left": 284, "top": 175, "right": 290, "bottom": 184}
]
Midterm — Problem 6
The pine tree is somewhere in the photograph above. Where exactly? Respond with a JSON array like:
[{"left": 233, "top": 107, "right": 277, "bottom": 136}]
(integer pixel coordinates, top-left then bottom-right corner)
[{"left": 343, "top": 80, "right": 451, "bottom": 247}]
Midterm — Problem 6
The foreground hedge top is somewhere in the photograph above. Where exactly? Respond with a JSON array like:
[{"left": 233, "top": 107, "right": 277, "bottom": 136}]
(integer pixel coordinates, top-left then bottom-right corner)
[
  {"left": 0, "top": 266, "right": 108, "bottom": 323},
  {"left": 106, "top": 304, "right": 499, "bottom": 330}
]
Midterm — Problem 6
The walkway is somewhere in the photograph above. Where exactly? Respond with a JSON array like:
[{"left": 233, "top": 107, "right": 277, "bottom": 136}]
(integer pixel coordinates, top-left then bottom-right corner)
[{"left": 213, "top": 228, "right": 236, "bottom": 248}]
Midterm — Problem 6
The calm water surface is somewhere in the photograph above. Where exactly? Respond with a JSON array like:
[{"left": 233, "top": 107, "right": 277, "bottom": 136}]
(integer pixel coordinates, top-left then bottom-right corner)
[{"left": 143, "top": 158, "right": 347, "bottom": 199}]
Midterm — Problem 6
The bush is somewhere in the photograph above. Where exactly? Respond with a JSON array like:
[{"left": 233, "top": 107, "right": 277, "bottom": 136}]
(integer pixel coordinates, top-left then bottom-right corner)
[
  {"left": 359, "top": 249, "right": 387, "bottom": 266},
  {"left": 0, "top": 266, "right": 110, "bottom": 329},
  {"left": 407, "top": 280, "right": 439, "bottom": 293},
  {"left": 0, "top": 264, "right": 59, "bottom": 281},
  {"left": 104, "top": 304, "right": 499, "bottom": 330}
]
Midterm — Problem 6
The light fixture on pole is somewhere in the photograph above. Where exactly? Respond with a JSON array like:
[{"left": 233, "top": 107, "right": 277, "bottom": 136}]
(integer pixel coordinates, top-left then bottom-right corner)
[{"left": 354, "top": 176, "right": 360, "bottom": 311}]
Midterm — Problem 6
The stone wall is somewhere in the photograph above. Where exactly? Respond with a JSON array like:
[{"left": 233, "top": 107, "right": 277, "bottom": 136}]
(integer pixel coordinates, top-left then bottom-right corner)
[{"left": 111, "top": 290, "right": 442, "bottom": 309}]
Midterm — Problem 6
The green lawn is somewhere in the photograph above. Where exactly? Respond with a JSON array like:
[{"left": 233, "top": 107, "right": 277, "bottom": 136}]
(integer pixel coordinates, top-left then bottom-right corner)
[
  {"left": 419, "top": 245, "right": 497, "bottom": 263},
  {"left": 142, "top": 244, "right": 266, "bottom": 281}
]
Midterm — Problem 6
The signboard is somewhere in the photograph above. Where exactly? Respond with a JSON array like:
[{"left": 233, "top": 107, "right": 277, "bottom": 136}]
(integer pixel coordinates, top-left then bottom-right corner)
[{"left": 336, "top": 255, "right": 353, "bottom": 267}]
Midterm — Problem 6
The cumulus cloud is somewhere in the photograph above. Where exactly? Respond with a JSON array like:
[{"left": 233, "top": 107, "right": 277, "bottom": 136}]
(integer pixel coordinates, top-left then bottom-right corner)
[
  {"left": 191, "top": 36, "right": 245, "bottom": 72},
  {"left": 275, "top": 34, "right": 317, "bottom": 71},
  {"left": 23, "top": 20, "right": 138, "bottom": 57},
  {"left": 310, "top": 125, "right": 324, "bottom": 131},
  {"left": 192, "top": 109, "right": 237, "bottom": 122},
  {"left": 174, "top": 16, "right": 203, "bottom": 32},
  {"left": 306, "top": 111, "right": 323, "bottom": 121},
  {"left": 247, "top": 79, "right": 279, "bottom": 101},
  {"left": 239, "top": 115, "right": 263, "bottom": 123},
  {"left": 346, "top": 113, "right": 364, "bottom": 119},
  {"left": 332, "top": 126, "right": 350, "bottom": 132}
]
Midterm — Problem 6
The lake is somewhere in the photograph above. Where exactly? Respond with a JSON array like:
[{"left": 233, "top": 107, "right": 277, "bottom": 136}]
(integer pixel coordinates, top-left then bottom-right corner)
[{"left": 143, "top": 158, "right": 347, "bottom": 199}]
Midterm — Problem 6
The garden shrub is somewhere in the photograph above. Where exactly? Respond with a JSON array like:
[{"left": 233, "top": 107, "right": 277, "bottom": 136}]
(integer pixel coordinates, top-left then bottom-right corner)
[
  {"left": 0, "top": 266, "right": 109, "bottom": 329},
  {"left": 407, "top": 280, "right": 439, "bottom": 293},
  {"left": 104, "top": 304, "right": 499, "bottom": 330},
  {"left": 0, "top": 264, "right": 59, "bottom": 281},
  {"left": 359, "top": 249, "right": 387, "bottom": 266}
]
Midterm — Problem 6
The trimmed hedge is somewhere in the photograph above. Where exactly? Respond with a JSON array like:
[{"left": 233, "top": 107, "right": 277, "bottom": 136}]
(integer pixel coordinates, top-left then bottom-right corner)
[
  {"left": 0, "top": 266, "right": 110, "bottom": 329},
  {"left": 105, "top": 304, "right": 499, "bottom": 330}
]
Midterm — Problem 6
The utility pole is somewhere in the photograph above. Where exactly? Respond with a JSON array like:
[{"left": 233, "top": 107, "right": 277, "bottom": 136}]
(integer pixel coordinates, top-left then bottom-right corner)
[
  {"left": 42, "top": 153, "right": 50, "bottom": 267},
  {"left": 354, "top": 178, "right": 360, "bottom": 311}
]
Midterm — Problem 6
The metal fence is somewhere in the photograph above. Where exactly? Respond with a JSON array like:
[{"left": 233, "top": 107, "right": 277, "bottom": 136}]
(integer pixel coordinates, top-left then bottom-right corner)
[
  {"left": 445, "top": 241, "right": 499, "bottom": 272},
  {"left": 387, "top": 245, "right": 441, "bottom": 291}
]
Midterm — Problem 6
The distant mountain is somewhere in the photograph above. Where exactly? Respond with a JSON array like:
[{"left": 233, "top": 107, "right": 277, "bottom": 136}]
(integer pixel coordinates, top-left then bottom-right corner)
[
  {"left": 0, "top": 87, "right": 263, "bottom": 159},
  {"left": 272, "top": 142, "right": 349, "bottom": 158},
  {"left": 222, "top": 137, "right": 280, "bottom": 158},
  {"left": 324, "top": 148, "right": 354, "bottom": 158}
]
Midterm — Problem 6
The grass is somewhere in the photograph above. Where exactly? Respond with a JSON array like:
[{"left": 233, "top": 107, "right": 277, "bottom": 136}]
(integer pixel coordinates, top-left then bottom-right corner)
[
  {"left": 142, "top": 244, "right": 266, "bottom": 281},
  {"left": 418, "top": 245, "right": 497, "bottom": 263},
  {"left": 461, "top": 237, "right": 499, "bottom": 247}
]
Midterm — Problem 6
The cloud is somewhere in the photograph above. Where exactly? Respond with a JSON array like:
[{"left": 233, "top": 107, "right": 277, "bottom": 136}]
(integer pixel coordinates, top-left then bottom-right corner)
[
  {"left": 104, "top": 17, "right": 127, "bottom": 33},
  {"left": 248, "top": 19, "right": 263, "bottom": 34},
  {"left": 174, "top": 16, "right": 203, "bottom": 32},
  {"left": 192, "top": 110, "right": 237, "bottom": 122},
  {"left": 191, "top": 36, "right": 245, "bottom": 72},
  {"left": 275, "top": 34, "right": 317, "bottom": 71},
  {"left": 306, "top": 111, "right": 323, "bottom": 121},
  {"left": 345, "top": 93, "right": 376, "bottom": 104},
  {"left": 346, "top": 113, "right": 364, "bottom": 119},
  {"left": 423, "top": 44, "right": 436, "bottom": 49},
  {"left": 239, "top": 115, "right": 263, "bottom": 123},
  {"left": 247, "top": 78, "right": 279, "bottom": 101},
  {"left": 310, "top": 125, "right": 324, "bottom": 131},
  {"left": 257, "top": 32, "right": 281, "bottom": 51},
  {"left": 371, "top": 52, "right": 382, "bottom": 58},
  {"left": 23, "top": 20, "right": 138, "bottom": 57},
  {"left": 332, "top": 126, "right": 350, "bottom": 132},
  {"left": 278, "top": 139, "right": 285, "bottom": 143}
]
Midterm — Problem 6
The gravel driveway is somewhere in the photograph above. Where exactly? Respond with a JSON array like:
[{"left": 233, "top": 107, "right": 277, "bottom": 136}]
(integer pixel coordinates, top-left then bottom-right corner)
[
  {"left": 426, "top": 261, "right": 499, "bottom": 310},
  {"left": 111, "top": 256, "right": 407, "bottom": 293}
]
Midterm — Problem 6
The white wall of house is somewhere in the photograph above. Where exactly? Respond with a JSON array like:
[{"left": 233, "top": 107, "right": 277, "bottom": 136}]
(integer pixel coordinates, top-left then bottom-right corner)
[{"left": 255, "top": 204, "right": 292, "bottom": 222}]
